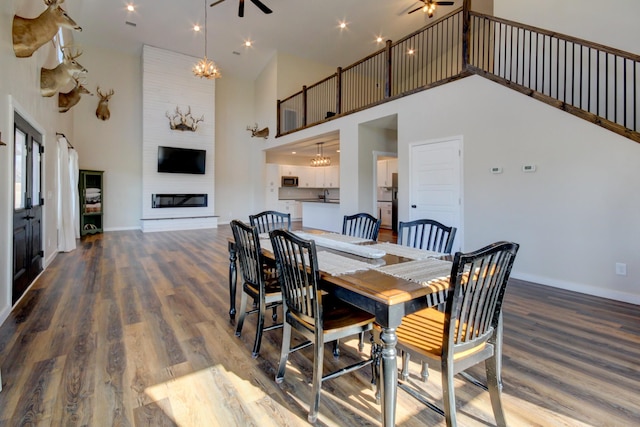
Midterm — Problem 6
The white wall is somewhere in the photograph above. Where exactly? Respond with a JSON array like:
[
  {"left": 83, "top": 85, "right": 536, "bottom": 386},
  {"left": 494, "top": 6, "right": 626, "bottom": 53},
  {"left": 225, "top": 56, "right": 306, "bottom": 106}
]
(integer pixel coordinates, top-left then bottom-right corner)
[
  {"left": 72, "top": 45, "right": 141, "bottom": 231},
  {"left": 0, "top": 0, "right": 74, "bottom": 322}
]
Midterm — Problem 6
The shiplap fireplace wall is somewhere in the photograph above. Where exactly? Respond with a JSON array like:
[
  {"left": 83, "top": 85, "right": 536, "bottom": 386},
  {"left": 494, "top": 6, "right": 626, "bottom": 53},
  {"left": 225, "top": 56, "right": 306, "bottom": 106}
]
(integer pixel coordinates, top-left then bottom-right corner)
[{"left": 141, "top": 45, "right": 217, "bottom": 232}]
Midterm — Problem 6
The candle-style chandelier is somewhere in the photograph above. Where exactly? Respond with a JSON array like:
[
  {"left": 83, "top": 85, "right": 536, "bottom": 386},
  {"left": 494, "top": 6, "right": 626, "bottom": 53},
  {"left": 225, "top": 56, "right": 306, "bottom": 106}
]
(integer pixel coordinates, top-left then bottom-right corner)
[
  {"left": 310, "top": 142, "right": 331, "bottom": 167},
  {"left": 193, "top": 0, "right": 221, "bottom": 79}
]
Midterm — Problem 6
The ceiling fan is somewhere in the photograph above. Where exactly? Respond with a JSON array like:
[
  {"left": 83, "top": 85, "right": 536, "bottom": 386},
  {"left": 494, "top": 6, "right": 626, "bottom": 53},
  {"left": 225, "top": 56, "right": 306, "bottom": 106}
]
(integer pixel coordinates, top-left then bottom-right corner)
[
  {"left": 209, "top": 0, "right": 272, "bottom": 18},
  {"left": 408, "top": 0, "right": 455, "bottom": 18}
]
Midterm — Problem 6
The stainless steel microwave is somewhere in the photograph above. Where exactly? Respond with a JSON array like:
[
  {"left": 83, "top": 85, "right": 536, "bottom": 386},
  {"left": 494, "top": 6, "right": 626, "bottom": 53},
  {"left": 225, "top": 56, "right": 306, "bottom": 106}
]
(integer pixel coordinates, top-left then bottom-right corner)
[{"left": 281, "top": 176, "right": 299, "bottom": 187}]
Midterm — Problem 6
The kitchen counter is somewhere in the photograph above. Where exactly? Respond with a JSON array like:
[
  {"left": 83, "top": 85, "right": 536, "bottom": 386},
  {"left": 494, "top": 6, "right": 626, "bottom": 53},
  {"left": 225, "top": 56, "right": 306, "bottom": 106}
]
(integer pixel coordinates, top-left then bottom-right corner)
[{"left": 301, "top": 200, "right": 341, "bottom": 232}]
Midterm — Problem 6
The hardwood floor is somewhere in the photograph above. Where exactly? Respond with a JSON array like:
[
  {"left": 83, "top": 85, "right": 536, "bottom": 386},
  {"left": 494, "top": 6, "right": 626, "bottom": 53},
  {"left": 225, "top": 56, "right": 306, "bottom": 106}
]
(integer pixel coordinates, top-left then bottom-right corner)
[{"left": 1, "top": 225, "right": 639, "bottom": 426}]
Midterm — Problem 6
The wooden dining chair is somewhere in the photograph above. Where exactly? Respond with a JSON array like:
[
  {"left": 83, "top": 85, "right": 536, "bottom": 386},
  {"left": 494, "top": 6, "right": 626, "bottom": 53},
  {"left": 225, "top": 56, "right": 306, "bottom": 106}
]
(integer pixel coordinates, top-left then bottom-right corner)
[
  {"left": 342, "top": 212, "right": 381, "bottom": 241},
  {"left": 249, "top": 210, "right": 291, "bottom": 234},
  {"left": 397, "top": 218, "right": 457, "bottom": 254},
  {"left": 269, "top": 229, "right": 375, "bottom": 423},
  {"left": 374, "top": 241, "right": 519, "bottom": 427},
  {"left": 230, "top": 220, "right": 283, "bottom": 358}
]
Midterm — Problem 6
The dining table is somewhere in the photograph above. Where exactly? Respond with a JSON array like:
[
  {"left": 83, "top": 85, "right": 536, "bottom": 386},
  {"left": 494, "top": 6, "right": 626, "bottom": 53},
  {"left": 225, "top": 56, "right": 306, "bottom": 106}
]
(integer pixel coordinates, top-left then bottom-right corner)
[{"left": 227, "top": 231, "right": 452, "bottom": 427}]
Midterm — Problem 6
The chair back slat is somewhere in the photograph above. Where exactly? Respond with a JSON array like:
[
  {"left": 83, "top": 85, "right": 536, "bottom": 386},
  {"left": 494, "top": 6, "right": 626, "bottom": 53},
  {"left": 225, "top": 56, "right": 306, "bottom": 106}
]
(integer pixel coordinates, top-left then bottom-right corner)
[
  {"left": 444, "top": 241, "right": 519, "bottom": 356},
  {"left": 342, "top": 213, "right": 381, "bottom": 240},
  {"left": 230, "top": 220, "right": 264, "bottom": 290},
  {"left": 398, "top": 219, "right": 457, "bottom": 253},
  {"left": 270, "top": 229, "right": 321, "bottom": 327},
  {"left": 250, "top": 210, "right": 291, "bottom": 234}
]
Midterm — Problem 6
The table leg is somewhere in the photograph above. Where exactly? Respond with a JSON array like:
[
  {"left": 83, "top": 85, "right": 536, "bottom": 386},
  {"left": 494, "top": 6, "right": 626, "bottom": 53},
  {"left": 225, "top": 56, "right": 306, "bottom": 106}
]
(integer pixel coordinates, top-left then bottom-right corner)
[
  {"left": 228, "top": 240, "right": 237, "bottom": 322},
  {"left": 379, "top": 326, "right": 398, "bottom": 427}
]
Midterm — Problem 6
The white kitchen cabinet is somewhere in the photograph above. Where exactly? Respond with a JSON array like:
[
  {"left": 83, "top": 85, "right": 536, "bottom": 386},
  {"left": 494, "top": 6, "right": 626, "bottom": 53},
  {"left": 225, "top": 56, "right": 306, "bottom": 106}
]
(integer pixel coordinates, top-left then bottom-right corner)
[
  {"left": 277, "top": 200, "right": 302, "bottom": 220},
  {"left": 377, "top": 201, "right": 392, "bottom": 228},
  {"left": 280, "top": 164, "right": 298, "bottom": 177},
  {"left": 315, "top": 165, "right": 340, "bottom": 188},
  {"left": 377, "top": 159, "right": 398, "bottom": 187},
  {"left": 297, "top": 167, "right": 315, "bottom": 187}
]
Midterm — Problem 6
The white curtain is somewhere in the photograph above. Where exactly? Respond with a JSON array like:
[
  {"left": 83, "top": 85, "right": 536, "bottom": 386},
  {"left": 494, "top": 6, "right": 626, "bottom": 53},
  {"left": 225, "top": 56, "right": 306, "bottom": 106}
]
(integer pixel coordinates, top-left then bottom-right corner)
[{"left": 57, "top": 135, "right": 79, "bottom": 252}]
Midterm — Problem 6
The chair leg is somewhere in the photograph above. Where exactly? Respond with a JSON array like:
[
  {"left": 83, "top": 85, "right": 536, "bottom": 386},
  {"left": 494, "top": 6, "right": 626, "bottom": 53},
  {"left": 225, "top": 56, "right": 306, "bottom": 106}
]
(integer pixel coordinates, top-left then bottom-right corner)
[
  {"left": 235, "top": 290, "right": 249, "bottom": 337},
  {"left": 358, "top": 332, "right": 365, "bottom": 352},
  {"left": 272, "top": 305, "right": 278, "bottom": 322},
  {"left": 275, "top": 323, "right": 292, "bottom": 384},
  {"left": 370, "top": 336, "right": 381, "bottom": 404},
  {"left": 441, "top": 362, "right": 457, "bottom": 427},
  {"left": 308, "top": 335, "right": 324, "bottom": 423},
  {"left": 332, "top": 339, "right": 340, "bottom": 358},
  {"left": 420, "top": 360, "right": 430, "bottom": 382},
  {"left": 401, "top": 350, "right": 410, "bottom": 381},
  {"left": 251, "top": 297, "right": 267, "bottom": 358},
  {"left": 486, "top": 355, "right": 507, "bottom": 427}
]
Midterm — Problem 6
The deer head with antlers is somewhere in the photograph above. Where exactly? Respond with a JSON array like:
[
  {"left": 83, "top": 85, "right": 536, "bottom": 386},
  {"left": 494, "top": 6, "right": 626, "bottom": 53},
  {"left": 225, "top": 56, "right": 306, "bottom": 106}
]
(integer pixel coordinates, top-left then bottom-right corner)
[
  {"left": 247, "top": 123, "right": 269, "bottom": 139},
  {"left": 40, "top": 46, "right": 87, "bottom": 97},
  {"left": 13, "top": 0, "right": 82, "bottom": 58},
  {"left": 58, "top": 76, "right": 92, "bottom": 113},
  {"left": 96, "top": 87, "right": 114, "bottom": 121}
]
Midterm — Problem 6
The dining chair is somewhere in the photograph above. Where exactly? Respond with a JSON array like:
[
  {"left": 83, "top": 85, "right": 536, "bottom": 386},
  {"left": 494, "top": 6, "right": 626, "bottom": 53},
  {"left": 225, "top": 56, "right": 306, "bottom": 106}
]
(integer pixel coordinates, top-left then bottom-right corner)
[
  {"left": 374, "top": 241, "right": 519, "bottom": 427},
  {"left": 249, "top": 210, "right": 291, "bottom": 234},
  {"left": 230, "top": 220, "right": 283, "bottom": 358},
  {"left": 397, "top": 218, "right": 457, "bottom": 380},
  {"left": 397, "top": 218, "right": 457, "bottom": 254},
  {"left": 342, "top": 212, "right": 381, "bottom": 241},
  {"left": 269, "top": 229, "right": 375, "bottom": 423}
]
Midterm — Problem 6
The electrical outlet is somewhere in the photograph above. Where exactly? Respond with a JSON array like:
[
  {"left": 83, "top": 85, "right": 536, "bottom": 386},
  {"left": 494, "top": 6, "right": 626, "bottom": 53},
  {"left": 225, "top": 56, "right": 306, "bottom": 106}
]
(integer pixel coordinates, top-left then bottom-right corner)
[{"left": 615, "top": 263, "right": 627, "bottom": 276}]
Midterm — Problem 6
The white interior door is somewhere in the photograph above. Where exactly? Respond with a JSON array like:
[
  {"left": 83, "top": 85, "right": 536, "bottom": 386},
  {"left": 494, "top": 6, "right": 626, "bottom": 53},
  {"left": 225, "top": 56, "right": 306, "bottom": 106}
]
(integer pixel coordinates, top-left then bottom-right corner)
[{"left": 409, "top": 137, "right": 462, "bottom": 251}]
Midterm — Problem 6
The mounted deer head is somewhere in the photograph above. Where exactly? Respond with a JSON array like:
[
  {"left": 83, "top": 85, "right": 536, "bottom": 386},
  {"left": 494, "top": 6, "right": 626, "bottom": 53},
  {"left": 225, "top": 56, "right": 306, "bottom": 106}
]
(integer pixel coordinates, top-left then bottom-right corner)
[
  {"left": 165, "top": 106, "right": 204, "bottom": 131},
  {"left": 96, "top": 87, "right": 114, "bottom": 121},
  {"left": 58, "top": 76, "right": 92, "bottom": 113},
  {"left": 40, "top": 46, "right": 86, "bottom": 97},
  {"left": 247, "top": 123, "right": 269, "bottom": 139},
  {"left": 13, "top": 0, "right": 82, "bottom": 58}
]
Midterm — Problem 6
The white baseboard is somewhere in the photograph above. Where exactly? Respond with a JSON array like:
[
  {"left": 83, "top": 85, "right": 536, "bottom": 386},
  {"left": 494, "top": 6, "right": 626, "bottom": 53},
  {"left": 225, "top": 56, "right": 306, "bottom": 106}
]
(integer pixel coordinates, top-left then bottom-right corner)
[
  {"left": 142, "top": 216, "right": 218, "bottom": 233},
  {"left": 512, "top": 271, "right": 640, "bottom": 305},
  {"left": 104, "top": 226, "right": 142, "bottom": 232}
]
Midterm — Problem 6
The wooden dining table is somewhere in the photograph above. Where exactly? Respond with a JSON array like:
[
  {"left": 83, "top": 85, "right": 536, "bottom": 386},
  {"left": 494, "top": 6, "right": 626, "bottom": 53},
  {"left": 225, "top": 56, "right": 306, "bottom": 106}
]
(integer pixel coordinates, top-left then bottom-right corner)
[{"left": 227, "top": 233, "right": 451, "bottom": 427}]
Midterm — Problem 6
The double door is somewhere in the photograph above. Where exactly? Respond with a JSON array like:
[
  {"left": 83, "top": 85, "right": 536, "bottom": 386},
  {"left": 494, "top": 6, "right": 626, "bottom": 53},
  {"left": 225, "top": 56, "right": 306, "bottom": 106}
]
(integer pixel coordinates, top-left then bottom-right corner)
[{"left": 12, "top": 114, "right": 43, "bottom": 304}]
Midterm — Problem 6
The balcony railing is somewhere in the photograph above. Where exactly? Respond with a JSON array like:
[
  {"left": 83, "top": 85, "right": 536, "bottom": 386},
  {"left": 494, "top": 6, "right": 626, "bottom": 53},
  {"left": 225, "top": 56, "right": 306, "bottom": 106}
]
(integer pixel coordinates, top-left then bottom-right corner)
[{"left": 277, "top": 6, "right": 640, "bottom": 143}]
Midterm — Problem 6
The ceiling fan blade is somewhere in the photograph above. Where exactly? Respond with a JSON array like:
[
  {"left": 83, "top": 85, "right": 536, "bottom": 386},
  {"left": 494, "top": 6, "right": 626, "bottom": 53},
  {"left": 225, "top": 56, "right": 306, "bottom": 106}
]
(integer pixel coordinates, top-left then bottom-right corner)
[
  {"left": 250, "top": 0, "right": 273, "bottom": 14},
  {"left": 239, "top": 0, "right": 244, "bottom": 17},
  {"left": 435, "top": 1, "right": 455, "bottom": 5},
  {"left": 408, "top": 6, "right": 424, "bottom": 14},
  {"left": 209, "top": 0, "right": 225, "bottom": 6}
]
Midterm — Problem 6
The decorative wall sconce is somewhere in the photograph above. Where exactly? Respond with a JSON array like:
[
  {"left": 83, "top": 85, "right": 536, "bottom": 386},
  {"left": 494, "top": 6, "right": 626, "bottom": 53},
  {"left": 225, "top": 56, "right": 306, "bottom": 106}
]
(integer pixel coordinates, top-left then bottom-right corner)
[
  {"left": 166, "top": 106, "right": 204, "bottom": 131},
  {"left": 247, "top": 123, "right": 269, "bottom": 139}
]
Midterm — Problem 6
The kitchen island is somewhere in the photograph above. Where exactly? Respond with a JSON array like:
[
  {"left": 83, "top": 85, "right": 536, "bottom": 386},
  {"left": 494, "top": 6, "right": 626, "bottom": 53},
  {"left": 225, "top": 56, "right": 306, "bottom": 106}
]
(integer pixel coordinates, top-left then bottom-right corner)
[{"left": 301, "top": 200, "right": 341, "bottom": 233}]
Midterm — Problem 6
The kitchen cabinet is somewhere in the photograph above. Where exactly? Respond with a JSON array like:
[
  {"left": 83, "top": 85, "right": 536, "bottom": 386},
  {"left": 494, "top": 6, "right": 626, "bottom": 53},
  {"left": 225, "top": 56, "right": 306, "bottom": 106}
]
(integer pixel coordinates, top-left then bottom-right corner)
[
  {"left": 377, "top": 159, "right": 397, "bottom": 187},
  {"left": 315, "top": 165, "right": 340, "bottom": 188},
  {"left": 377, "top": 201, "right": 392, "bottom": 229},
  {"left": 277, "top": 200, "right": 302, "bottom": 220}
]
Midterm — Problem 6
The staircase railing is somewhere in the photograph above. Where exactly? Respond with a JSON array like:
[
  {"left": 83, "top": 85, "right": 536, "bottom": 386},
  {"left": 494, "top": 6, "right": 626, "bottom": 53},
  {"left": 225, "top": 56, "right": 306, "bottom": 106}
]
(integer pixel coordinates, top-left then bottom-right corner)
[{"left": 277, "top": 5, "right": 640, "bottom": 143}]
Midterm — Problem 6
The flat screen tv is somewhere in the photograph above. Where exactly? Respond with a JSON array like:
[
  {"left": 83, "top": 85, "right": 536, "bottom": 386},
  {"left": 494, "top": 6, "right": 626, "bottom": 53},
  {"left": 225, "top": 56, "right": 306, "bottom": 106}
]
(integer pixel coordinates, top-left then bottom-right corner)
[{"left": 157, "top": 146, "right": 206, "bottom": 174}]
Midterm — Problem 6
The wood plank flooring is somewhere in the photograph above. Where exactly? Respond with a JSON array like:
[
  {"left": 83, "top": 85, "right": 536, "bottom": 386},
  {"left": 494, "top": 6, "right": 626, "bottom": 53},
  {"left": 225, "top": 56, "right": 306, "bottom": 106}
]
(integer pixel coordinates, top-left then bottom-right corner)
[{"left": 1, "top": 225, "right": 639, "bottom": 426}]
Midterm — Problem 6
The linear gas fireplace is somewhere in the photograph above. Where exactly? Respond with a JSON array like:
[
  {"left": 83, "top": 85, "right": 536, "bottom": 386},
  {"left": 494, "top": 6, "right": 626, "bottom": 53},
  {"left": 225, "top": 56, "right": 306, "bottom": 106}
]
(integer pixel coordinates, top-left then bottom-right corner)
[{"left": 152, "top": 194, "right": 208, "bottom": 208}]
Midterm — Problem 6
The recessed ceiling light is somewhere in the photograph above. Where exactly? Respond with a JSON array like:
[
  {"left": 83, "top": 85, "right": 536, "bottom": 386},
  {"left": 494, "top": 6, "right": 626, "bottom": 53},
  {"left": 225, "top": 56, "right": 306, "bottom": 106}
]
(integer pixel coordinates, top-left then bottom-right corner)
[
  {"left": 193, "top": 24, "right": 201, "bottom": 32},
  {"left": 338, "top": 20, "right": 347, "bottom": 30},
  {"left": 408, "top": 48, "right": 415, "bottom": 55},
  {"left": 376, "top": 36, "right": 383, "bottom": 43},
  {"left": 244, "top": 40, "right": 252, "bottom": 47},
  {"left": 126, "top": 4, "right": 135, "bottom": 12}
]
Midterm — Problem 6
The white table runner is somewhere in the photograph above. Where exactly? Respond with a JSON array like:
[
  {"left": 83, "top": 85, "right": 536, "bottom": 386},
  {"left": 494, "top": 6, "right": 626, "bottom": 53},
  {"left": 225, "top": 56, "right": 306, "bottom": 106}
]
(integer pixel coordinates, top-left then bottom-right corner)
[
  {"left": 371, "top": 242, "right": 445, "bottom": 260},
  {"left": 316, "top": 251, "right": 374, "bottom": 276},
  {"left": 375, "top": 258, "right": 453, "bottom": 287},
  {"left": 293, "top": 232, "right": 386, "bottom": 259},
  {"left": 312, "top": 233, "right": 373, "bottom": 244}
]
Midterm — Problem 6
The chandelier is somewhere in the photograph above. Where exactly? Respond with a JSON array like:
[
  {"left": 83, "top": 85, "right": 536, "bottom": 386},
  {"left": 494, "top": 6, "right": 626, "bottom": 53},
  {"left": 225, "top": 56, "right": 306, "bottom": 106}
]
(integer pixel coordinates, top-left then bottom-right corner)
[
  {"left": 310, "top": 142, "right": 331, "bottom": 167},
  {"left": 193, "top": 0, "right": 221, "bottom": 79}
]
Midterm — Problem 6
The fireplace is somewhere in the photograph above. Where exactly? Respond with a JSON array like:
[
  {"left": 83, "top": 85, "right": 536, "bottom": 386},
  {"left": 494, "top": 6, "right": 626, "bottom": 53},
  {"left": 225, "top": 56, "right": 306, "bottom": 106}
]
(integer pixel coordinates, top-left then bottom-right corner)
[{"left": 152, "top": 194, "right": 208, "bottom": 208}]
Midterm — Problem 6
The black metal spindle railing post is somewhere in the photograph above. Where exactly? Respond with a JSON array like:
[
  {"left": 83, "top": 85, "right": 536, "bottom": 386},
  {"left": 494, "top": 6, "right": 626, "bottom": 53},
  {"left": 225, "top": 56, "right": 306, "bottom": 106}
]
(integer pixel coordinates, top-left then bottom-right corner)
[
  {"left": 276, "top": 100, "right": 281, "bottom": 136},
  {"left": 462, "top": 0, "right": 470, "bottom": 72}
]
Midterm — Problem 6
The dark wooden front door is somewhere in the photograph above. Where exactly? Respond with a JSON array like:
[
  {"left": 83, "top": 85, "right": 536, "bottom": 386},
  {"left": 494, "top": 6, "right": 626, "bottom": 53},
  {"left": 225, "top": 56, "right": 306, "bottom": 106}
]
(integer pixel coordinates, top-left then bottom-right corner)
[{"left": 12, "top": 113, "right": 43, "bottom": 305}]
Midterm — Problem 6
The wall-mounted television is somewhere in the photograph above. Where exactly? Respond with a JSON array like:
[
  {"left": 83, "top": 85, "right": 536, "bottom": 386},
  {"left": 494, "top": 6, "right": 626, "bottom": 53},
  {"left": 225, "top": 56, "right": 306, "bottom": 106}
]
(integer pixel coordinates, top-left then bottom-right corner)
[{"left": 157, "top": 146, "right": 206, "bottom": 175}]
